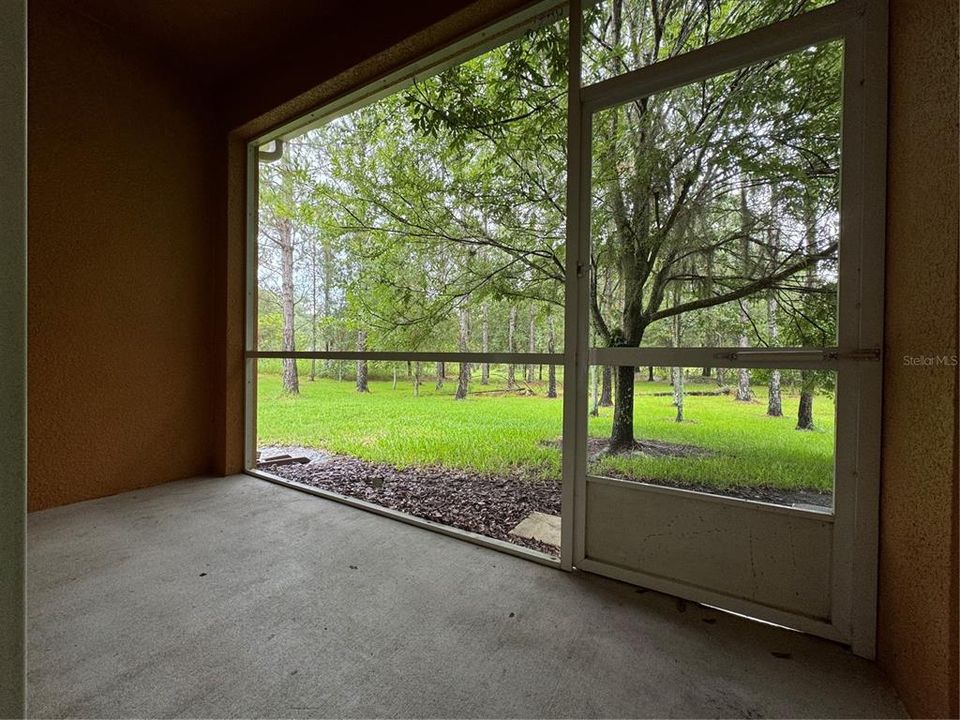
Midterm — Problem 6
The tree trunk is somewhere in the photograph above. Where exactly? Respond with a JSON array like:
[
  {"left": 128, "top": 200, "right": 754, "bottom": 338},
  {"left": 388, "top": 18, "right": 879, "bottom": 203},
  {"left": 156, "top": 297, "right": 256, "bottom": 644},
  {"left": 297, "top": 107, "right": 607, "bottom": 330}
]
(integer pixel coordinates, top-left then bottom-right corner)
[
  {"left": 672, "top": 366, "right": 684, "bottom": 422},
  {"left": 647, "top": 366, "right": 655, "bottom": 382},
  {"left": 414, "top": 361, "right": 421, "bottom": 397},
  {"left": 322, "top": 240, "right": 333, "bottom": 375},
  {"left": 590, "top": 363, "right": 600, "bottom": 416},
  {"left": 309, "top": 236, "right": 318, "bottom": 382},
  {"left": 796, "top": 192, "right": 818, "bottom": 429},
  {"left": 547, "top": 315, "right": 557, "bottom": 398},
  {"left": 768, "top": 369, "right": 783, "bottom": 417},
  {"left": 735, "top": 328, "right": 752, "bottom": 401},
  {"left": 435, "top": 362, "right": 443, "bottom": 390},
  {"left": 797, "top": 371, "right": 815, "bottom": 430},
  {"left": 481, "top": 303, "right": 490, "bottom": 385},
  {"left": 526, "top": 309, "right": 535, "bottom": 383},
  {"left": 671, "top": 285, "right": 684, "bottom": 421},
  {"left": 766, "top": 194, "right": 783, "bottom": 417},
  {"left": 701, "top": 367, "right": 711, "bottom": 377},
  {"left": 735, "top": 187, "right": 752, "bottom": 402},
  {"left": 507, "top": 307, "right": 517, "bottom": 389},
  {"left": 766, "top": 292, "right": 783, "bottom": 416},
  {"left": 355, "top": 330, "right": 369, "bottom": 393},
  {"left": 455, "top": 306, "right": 470, "bottom": 400},
  {"left": 610, "top": 365, "right": 636, "bottom": 452},
  {"left": 392, "top": 365, "right": 397, "bottom": 390},
  {"left": 279, "top": 219, "right": 299, "bottom": 395},
  {"left": 593, "top": 366, "right": 611, "bottom": 406}
]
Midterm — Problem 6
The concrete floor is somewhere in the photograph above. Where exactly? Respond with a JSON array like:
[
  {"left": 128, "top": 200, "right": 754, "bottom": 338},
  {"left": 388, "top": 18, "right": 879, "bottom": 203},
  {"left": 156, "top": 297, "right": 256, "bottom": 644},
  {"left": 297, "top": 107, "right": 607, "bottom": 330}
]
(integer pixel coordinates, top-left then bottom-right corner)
[{"left": 28, "top": 475, "right": 904, "bottom": 718}]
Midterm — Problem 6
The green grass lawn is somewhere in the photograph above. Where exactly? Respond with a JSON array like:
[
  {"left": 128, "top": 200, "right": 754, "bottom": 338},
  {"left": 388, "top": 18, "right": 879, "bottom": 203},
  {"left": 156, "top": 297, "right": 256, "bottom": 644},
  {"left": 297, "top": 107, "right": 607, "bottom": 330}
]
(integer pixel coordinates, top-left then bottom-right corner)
[{"left": 256, "top": 367, "right": 835, "bottom": 492}]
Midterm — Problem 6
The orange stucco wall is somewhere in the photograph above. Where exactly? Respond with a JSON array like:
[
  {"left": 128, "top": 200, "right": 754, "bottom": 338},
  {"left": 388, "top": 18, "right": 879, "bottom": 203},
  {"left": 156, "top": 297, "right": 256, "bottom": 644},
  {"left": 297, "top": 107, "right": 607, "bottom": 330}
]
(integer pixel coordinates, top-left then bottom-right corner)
[
  {"left": 27, "top": 1, "right": 222, "bottom": 510},
  {"left": 878, "top": 1, "right": 959, "bottom": 717}
]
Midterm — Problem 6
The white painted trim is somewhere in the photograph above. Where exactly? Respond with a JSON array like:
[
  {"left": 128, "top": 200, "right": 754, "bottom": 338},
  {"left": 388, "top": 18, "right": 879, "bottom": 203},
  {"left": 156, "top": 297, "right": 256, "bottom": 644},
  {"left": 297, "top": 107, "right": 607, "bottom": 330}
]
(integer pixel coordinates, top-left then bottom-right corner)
[
  {"left": 248, "top": 350, "right": 564, "bottom": 364},
  {"left": 580, "top": 0, "right": 863, "bottom": 111},
  {"left": 575, "top": 558, "right": 845, "bottom": 643},
  {"left": 589, "top": 346, "right": 850, "bottom": 370},
  {"left": 585, "top": 475, "right": 834, "bottom": 520},
  {"left": 559, "top": 0, "right": 585, "bottom": 572},
  {"left": 248, "top": 469, "right": 561, "bottom": 569},
  {"left": 835, "top": 0, "right": 888, "bottom": 659},
  {"left": 243, "top": 143, "right": 259, "bottom": 471},
  {"left": 571, "top": 21, "right": 594, "bottom": 569}
]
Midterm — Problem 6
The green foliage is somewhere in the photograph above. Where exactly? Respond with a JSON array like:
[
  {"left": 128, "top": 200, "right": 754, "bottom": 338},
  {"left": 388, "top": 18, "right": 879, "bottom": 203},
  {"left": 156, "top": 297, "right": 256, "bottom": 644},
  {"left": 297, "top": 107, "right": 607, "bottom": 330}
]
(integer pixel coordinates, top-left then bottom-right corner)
[
  {"left": 257, "top": 372, "right": 834, "bottom": 492},
  {"left": 255, "top": 1, "right": 847, "bottom": 447}
]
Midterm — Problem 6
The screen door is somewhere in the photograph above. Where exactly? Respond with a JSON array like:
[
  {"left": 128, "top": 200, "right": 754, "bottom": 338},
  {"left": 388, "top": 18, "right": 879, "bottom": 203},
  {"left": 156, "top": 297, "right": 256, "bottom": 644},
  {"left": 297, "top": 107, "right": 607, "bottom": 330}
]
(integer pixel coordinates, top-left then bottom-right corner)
[{"left": 564, "top": 0, "right": 886, "bottom": 656}]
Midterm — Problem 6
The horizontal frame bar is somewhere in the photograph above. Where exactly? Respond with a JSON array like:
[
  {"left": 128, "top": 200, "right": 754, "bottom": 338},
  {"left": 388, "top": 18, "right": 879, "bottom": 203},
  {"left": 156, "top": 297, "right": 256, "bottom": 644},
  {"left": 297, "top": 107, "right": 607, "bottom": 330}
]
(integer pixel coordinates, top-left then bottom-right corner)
[
  {"left": 248, "top": 469, "right": 562, "bottom": 569},
  {"left": 589, "top": 346, "right": 843, "bottom": 369},
  {"left": 575, "top": 557, "right": 844, "bottom": 642},
  {"left": 585, "top": 475, "right": 834, "bottom": 520},
  {"left": 248, "top": 350, "right": 565, "bottom": 364},
  {"left": 580, "top": 0, "right": 862, "bottom": 112}
]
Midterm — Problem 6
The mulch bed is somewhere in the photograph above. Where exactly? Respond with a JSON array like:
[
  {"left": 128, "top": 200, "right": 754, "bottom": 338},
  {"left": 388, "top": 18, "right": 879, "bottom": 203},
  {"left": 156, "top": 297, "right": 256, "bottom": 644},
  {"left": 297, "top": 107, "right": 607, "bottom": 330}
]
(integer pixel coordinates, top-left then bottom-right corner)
[
  {"left": 259, "top": 440, "right": 832, "bottom": 555},
  {"left": 258, "top": 454, "right": 562, "bottom": 556}
]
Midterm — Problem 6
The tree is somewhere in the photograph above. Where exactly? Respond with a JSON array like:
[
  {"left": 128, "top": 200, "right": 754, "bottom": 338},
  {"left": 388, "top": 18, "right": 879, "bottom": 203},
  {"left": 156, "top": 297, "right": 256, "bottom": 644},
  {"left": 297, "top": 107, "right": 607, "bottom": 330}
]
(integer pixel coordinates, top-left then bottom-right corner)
[
  {"left": 735, "top": 189, "right": 753, "bottom": 402},
  {"left": 547, "top": 311, "right": 558, "bottom": 398},
  {"left": 259, "top": 150, "right": 310, "bottom": 395},
  {"left": 766, "top": 196, "right": 783, "bottom": 417},
  {"left": 797, "top": 195, "right": 819, "bottom": 429},
  {"left": 526, "top": 308, "right": 536, "bottom": 383},
  {"left": 507, "top": 307, "right": 517, "bottom": 389},
  {"left": 481, "top": 303, "right": 490, "bottom": 384},
  {"left": 356, "top": 330, "right": 369, "bottom": 393},
  {"left": 586, "top": 4, "right": 841, "bottom": 450},
  {"left": 279, "top": 215, "right": 299, "bottom": 395},
  {"left": 455, "top": 305, "right": 470, "bottom": 400},
  {"left": 259, "top": 2, "right": 839, "bottom": 446}
]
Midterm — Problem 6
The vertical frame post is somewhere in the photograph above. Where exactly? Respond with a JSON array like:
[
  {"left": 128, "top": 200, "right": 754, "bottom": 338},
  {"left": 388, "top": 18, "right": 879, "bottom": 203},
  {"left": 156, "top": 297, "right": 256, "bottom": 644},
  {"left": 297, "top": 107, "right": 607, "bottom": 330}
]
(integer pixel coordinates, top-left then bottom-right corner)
[
  {"left": 848, "top": 0, "right": 888, "bottom": 658},
  {"left": 244, "top": 143, "right": 259, "bottom": 471},
  {"left": 560, "top": 0, "right": 583, "bottom": 571}
]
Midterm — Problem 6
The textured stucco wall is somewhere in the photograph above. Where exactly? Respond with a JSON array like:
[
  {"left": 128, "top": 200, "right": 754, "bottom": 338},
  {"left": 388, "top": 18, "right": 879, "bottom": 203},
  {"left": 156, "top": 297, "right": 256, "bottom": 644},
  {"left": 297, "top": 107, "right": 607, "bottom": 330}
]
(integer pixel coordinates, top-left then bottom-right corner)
[
  {"left": 878, "top": 0, "right": 959, "bottom": 717},
  {"left": 27, "top": 1, "right": 221, "bottom": 510}
]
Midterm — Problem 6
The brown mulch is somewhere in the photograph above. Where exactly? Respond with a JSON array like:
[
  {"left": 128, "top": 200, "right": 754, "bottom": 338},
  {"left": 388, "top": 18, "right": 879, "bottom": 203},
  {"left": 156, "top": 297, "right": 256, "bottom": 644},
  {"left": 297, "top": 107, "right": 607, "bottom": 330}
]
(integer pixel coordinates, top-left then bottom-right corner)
[
  {"left": 258, "top": 454, "right": 562, "bottom": 556},
  {"left": 259, "top": 440, "right": 832, "bottom": 554}
]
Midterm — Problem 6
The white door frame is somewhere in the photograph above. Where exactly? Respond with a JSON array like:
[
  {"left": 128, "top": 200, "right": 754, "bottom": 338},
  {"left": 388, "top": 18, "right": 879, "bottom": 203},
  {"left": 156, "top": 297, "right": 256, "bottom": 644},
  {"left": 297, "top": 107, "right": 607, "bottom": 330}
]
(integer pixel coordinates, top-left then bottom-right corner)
[{"left": 565, "top": 0, "right": 887, "bottom": 657}]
